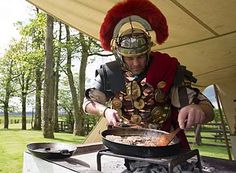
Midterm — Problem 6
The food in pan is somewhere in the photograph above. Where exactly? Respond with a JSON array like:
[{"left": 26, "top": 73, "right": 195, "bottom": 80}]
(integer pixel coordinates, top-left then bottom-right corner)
[{"left": 106, "top": 135, "right": 166, "bottom": 147}]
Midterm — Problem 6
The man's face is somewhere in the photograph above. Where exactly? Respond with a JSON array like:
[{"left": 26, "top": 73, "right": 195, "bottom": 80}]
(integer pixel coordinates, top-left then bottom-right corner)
[{"left": 123, "top": 54, "right": 147, "bottom": 75}]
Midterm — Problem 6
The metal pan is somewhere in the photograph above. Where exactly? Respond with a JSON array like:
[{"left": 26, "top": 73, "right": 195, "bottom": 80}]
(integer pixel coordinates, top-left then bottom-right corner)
[
  {"left": 101, "top": 127, "right": 181, "bottom": 158},
  {"left": 27, "top": 142, "right": 77, "bottom": 159}
]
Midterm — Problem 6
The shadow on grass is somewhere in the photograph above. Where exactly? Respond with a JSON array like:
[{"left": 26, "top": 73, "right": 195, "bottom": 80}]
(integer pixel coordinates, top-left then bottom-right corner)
[
  {"left": 53, "top": 137, "right": 85, "bottom": 144},
  {"left": 0, "top": 128, "right": 24, "bottom": 132},
  {"left": 0, "top": 128, "right": 43, "bottom": 133}
]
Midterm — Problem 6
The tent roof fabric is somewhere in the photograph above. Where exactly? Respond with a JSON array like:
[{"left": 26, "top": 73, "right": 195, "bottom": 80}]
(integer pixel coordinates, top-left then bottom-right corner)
[{"left": 26, "top": 0, "right": 236, "bottom": 134}]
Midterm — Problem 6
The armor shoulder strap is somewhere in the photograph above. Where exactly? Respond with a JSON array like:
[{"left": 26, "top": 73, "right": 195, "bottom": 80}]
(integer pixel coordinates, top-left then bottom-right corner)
[
  {"left": 96, "top": 61, "right": 125, "bottom": 93},
  {"left": 95, "top": 65, "right": 107, "bottom": 92},
  {"left": 174, "top": 65, "right": 197, "bottom": 86}
]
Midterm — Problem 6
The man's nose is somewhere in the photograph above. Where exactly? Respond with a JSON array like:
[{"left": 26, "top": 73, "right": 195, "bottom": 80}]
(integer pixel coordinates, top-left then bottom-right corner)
[{"left": 133, "top": 59, "right": 140, "bottom": 66}]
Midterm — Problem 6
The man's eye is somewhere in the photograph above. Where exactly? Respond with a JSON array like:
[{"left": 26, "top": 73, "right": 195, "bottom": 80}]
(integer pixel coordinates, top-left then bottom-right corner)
[
  {"left": 138, "top": 55, "right": 146, "bottom": 59},
  {"left": 125, "top": 58, "right": 134, "bottom": 61}
]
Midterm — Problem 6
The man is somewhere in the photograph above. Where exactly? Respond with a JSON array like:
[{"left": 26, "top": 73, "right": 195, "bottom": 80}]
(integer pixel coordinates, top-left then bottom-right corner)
[{"left": 83, "top": 0, "right": 214, "bottom": 149}]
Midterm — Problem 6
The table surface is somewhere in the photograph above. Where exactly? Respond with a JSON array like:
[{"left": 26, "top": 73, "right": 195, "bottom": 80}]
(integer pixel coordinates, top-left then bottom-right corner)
[{"left": 23, "top": 143, "right": 236, "bottom": 173}]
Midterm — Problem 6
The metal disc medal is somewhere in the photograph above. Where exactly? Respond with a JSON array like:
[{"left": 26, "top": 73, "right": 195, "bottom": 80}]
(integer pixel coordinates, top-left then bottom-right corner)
[
  {"left": 157, "top": 81, "right": 166, "bottom": 89},
  {"left": 126, "top": 81, "right": 141, "bottom": 100},
  {"left": 154, "top": 88, "right": 166, "bottom": 103},
  {"left": 151, "top": 106, "right": 164, "bottom": 117},
  {"left": 112, "top": 97, "right": 122, "bottom": 109},
  {"left": 134, "top": 99, "right": 145, "bottom": 109},
  {"left": 130, "top": 114, "right": 142, "bottom": 124}
]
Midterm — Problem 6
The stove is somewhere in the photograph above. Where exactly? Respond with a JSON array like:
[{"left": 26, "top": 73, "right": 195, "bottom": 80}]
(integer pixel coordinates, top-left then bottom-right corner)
[{"left": 97, "top": 149, "right": 201, "bottom": 173}]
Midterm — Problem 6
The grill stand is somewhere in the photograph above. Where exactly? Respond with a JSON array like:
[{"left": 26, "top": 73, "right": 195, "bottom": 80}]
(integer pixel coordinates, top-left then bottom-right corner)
[{"left": 97, "top": 149, "right": 202, "bottom": 173}]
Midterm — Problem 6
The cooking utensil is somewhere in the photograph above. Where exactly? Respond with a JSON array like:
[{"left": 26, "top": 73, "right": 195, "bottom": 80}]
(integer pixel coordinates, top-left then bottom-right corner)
[
  {"left": 101, "top": 127, "right": 180, "bottom": 157},
  {"left": 156, "top": 127, "right": 182, "bottom": 146},
  {"left": 107, "top": 118, "right": 142, "bottom": 128},
  {"left": 27, "top": 142, "right": 77, "bottom": 159}
]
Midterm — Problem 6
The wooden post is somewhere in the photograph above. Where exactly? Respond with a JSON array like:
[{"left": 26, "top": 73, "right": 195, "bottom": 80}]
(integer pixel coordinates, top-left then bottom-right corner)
[
  {"left": 234, "top": 99, "right": 236, "bottom": 135},
  {"left": 213, "top": 84, "right": 232, "bottom": 160},
  {"left": 195, "top": 124, "right": 202, "bottom": 145}
]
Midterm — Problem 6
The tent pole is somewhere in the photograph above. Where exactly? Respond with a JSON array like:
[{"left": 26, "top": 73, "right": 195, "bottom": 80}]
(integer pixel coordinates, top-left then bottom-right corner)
[
  {"left": 234, "top": 99, "right": 236, "bottom": 135},
  {"left": 213, "top": 84, "right": 232, "bottom": 160}
]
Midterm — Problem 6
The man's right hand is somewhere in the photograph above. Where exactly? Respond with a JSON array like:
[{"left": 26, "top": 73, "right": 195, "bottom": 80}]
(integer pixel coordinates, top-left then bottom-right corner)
[{"left": 104, "top": 108, "right": 120, "bottom": 126}]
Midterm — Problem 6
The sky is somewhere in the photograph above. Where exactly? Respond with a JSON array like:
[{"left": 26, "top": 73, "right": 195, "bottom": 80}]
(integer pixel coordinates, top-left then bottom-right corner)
[
  {"left": 0, "top": 1, "right": 35, "bottom": 111},
  {"left": 0, "top": 0, "right": 33, "bottom": 56}
]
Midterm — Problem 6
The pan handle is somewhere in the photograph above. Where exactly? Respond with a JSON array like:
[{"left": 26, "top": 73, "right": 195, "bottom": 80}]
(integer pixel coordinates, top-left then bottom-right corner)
[{"left": 60, "top": 149, "right": 71, "bottom": 156}]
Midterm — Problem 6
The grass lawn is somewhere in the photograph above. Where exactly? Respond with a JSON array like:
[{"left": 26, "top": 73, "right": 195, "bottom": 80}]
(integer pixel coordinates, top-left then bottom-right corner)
[
  {"left": 191, "top": 144, "right": 230, "bottom": 159},
  {"left": 186, "top": 131, "right": 232, "bottom": 160},
  {"left": 0, "top": 124, "right": 85, "bottom": 173}
]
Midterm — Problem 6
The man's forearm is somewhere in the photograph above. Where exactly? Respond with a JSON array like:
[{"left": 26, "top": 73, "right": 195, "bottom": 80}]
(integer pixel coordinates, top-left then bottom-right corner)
[
  {"left": 83, "top": 100, "right": 108, "bottom": 117},
  {"left": 199, "top": 101, "right": 215, "bottom": 123}
]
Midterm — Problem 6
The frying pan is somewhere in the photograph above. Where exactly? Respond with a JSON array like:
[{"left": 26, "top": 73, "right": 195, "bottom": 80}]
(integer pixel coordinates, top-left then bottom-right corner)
[
  {"left": 27, "top": 142, "right": 77, "bottom": 159},
  {"left": 101, "top": 127, "right": 181, "bottom": 157}
]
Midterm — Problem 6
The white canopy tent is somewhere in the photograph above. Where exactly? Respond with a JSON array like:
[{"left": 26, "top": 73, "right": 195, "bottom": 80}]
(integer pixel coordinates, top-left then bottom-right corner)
[{"left": 26, "top": 0, "right": 236, "bottom": 153}]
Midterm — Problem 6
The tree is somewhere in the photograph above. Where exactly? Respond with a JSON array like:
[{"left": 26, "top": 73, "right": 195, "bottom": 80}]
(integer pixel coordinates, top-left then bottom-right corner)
[
  {"left": 61, "top": 26, "right": 103, "bottom": 135},
  {"left": 76, "top": 32, "right": 88, "bottom": 135},
  {"left": 13, "top": 11, "right": 46, "bottom": 130},
  {"left": 17, "top": 11, "right": 46, "bottom": 130},
  {"left": 0, "top": 38, "right": 37, "bottom": 130},
  {"left": 58, "top": 75, "right": 74, "bottom": 129},
  {"left": 76, "top": 32, "right": 105, "bottom": 135},
  {"left": 64, "top": 25, "right": 82, "bottom": 135},
  {"left": 16, "top": 48, "right": 35, "bottom": 130},
  {"left": 53, "top": 21, "right": 63, "bottom": 132},
  {"left": 0, "top": 44, "right": 18, "bottom": 129},
  {"left": 43, "top": 14, "right": 55, "bottom": 138}
]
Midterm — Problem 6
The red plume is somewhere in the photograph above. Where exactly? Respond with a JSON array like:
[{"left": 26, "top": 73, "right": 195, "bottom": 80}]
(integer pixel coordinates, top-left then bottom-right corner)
[{"left": 100, "top": 0, "right": 168, "bottom": 51}]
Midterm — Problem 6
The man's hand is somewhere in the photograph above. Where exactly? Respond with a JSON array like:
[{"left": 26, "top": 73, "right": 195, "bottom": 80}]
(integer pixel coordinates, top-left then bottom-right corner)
[
  {"left": 178, "top": 104, "right": 206, "bottom": 129},
  {"left": 104, "top": 108, "right": 120, "bottom": 126}
]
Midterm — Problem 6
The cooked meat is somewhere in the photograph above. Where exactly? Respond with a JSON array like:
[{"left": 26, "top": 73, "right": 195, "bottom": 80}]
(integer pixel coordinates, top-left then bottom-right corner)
[{"left": 106, "top": 135, "right": 160, "bottom": 147}]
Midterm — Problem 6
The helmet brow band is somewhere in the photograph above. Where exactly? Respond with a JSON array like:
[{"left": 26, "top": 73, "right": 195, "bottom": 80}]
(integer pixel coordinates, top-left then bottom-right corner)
[{"left": 113, "top": 15, "right": 153, "bottom": 39}]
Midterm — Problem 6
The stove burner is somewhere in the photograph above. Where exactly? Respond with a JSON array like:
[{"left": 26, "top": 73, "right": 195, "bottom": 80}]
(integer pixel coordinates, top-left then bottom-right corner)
[{"left": 97, "top": 149, "right": 202, "bottom": 173}]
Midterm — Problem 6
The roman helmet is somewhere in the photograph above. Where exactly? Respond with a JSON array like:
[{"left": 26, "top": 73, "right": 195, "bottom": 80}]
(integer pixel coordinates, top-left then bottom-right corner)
[{"left": 100, "top": 0, "right": 169, "bottom": 67}]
